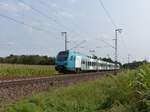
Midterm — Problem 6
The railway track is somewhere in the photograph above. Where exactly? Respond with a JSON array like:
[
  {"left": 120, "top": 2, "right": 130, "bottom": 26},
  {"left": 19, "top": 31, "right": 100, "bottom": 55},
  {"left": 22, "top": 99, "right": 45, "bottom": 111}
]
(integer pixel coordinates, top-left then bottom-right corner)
[{"left": 0, "top": 71, "right": 114, "bottom": 104}]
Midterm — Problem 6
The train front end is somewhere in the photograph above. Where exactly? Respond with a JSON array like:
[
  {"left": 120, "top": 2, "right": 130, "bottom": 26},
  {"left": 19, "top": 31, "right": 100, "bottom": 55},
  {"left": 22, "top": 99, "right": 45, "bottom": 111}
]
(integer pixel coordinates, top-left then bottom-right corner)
[{"left": 55, "top": 51, "right": 69, "bottom": 73}]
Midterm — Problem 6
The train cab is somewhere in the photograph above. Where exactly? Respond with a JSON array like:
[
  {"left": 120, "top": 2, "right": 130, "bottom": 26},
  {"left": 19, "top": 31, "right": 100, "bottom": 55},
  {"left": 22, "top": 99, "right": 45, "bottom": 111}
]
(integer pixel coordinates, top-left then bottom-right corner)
[
  {"left": 55, "top": 51, "right": 69, "bottom": 72},
  {"left": 55, "top": 50, "right": 81, "bottom": 73}
]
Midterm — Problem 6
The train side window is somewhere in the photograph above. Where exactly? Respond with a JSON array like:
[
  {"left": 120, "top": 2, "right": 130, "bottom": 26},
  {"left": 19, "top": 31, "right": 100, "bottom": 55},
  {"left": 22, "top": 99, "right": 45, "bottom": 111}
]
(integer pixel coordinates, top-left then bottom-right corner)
[
  {"left": 94, "top": 62, "right": 96, "bottom": 66},
  {"left": 82, "top": 60, "right": 85, "bottom": 64},
  {"left": 70, "top": 56, "right": 75, "bottom": 61},
  {"left": 99, "top": 63, "right": 101, "bottom": 66},
  {"left": 70, "top": 56, "right": 73, "bottom": 61},
  {"left": 95, "top": 62, "right": 97, "bottom": 66},
  {"left": 88, "top": 62, "right": 90, "bottom": 66},
  {"left": 92, "top": 62, "right": 94, "bottom": 66},
  {"left": 86, "top": 61, "right": 88, "bottom": 66}
]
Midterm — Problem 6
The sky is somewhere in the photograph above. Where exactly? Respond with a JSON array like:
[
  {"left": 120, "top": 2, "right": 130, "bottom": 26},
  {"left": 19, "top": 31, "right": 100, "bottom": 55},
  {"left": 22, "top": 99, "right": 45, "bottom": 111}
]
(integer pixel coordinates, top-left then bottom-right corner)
[{"left": 0, "top": 0, "right": 149, "bottom": 63}]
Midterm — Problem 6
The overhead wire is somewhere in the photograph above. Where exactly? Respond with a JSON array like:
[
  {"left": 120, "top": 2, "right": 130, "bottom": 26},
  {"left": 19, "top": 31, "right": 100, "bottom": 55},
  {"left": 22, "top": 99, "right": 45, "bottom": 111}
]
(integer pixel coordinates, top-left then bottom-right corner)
[
  {"left": 70, "top": 40, "right": 87, "bottom": 50},
  {"left": 37, "top": 0, "right": 93, "bottom": 38},
  {"left": 37, "top": 0, "right": 117, "bottom": 51},
  {"left": 0, "top": 13, "right": 56, "bottom": 34},
  {"left": 10, "top": 0, "right": 64, "bottom": 33},
  {"left": 37, "top": 0, "right": 112, "bottom": 50},
  {"left": 98, "top": 0, "right": 117, "bottom": 28},
  {"left": 35, "top": 0, "right": 98, "bottom": 50},
  {"left": 100, "top": 39, "right": 115, "bottom": 49},
  {"left": 97, "top": 0, "right": 119, "bottom": 57},
  {"left": 17, "top": 0, "right": 59, "bottom": 23},
  {"left": 1, "top": 0, "right": 118, "bottom": 54},
  {"left": 17, "top": 0, "right": 87, "bottom": 39},
  {"left": 98, "top": 0, "right": 129, "bottom": 63}
]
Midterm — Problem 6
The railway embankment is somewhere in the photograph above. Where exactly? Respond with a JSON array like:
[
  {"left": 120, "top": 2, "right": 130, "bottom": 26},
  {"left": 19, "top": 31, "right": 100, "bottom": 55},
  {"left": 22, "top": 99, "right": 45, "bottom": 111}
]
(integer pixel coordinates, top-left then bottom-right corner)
[
  {"left": 2, "top": 64, "right": 150, "bottom": 112},
  {"left": 0, "top": 72, "right": 111, "bottom": 108}
]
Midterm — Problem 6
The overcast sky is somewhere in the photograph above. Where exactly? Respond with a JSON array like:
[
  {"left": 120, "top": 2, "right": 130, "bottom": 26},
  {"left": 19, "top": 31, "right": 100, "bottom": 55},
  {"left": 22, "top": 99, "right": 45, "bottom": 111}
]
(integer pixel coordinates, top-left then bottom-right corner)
[{"left": 0, "top": 0, "right": 149, "bottom": 63}]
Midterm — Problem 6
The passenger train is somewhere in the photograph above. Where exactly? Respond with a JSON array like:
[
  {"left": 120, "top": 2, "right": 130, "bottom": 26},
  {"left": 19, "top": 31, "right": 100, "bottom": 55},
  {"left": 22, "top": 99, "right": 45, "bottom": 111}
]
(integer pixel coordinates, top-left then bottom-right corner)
[{"left": 55, "top": 50, "right": 120, "bottom": 73}]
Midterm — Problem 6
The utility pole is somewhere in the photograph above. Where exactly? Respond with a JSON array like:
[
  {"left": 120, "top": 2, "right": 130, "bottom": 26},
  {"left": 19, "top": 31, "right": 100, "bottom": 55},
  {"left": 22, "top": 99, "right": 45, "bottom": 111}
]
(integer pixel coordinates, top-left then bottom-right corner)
[
  {"left": 128, "top": 54, "right": 131, "bottom": 69},
  {"left": 114, "top": 29, "right": 122, "bottom": 75},
  {"left": 128, "top": 54, "right": 130, "bottom": 64},
  {"left": 61, "top": 32, "right": 67, "bottom": 51}
]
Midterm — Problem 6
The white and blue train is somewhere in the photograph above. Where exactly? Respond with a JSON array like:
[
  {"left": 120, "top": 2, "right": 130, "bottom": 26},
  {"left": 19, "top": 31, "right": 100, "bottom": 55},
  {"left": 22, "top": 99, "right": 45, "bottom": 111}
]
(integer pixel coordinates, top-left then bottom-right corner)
[{"left": 55, "top": 50, "right": 120, "bottom": 73}]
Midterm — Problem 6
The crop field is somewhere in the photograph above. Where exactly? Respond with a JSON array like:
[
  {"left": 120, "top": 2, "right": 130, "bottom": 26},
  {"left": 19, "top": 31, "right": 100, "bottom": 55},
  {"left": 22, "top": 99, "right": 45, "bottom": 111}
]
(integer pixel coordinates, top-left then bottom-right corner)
[
  {"left": 2, "top": 64, "right": 150, "bottom": 112},
  {"left": 0, "top": 64, "right": 58, "bottom": 78}
]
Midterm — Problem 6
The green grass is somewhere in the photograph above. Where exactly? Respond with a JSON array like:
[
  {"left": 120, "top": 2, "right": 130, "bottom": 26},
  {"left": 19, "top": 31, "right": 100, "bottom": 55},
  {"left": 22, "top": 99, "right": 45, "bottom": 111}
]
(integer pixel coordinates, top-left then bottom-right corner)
[
  {"left": 3, "top": 64, "right": 150, "bottom": 112},
  {"left": 0, "top": 64, "right": 58, "bottom": 77}
]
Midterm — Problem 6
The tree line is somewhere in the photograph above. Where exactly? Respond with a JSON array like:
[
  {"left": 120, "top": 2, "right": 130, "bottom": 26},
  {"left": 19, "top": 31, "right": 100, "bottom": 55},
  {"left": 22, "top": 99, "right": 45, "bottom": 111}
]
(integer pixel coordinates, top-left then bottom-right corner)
[
  {"left": 123, "top": 60, "right": 148, "bottom": 69},
  {"left": 0, "top": 55, "right": 55, "bottom": 65}
]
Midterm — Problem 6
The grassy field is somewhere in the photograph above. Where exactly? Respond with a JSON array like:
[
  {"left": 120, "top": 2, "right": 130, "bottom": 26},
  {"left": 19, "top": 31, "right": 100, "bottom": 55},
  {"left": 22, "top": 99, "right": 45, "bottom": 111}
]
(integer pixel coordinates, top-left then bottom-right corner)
[
  {"left": 3, "top": 64, "right": 150, "bottom": 112},
  {"left": 0, "top": 64, "right": 58, "bottom": 77}
]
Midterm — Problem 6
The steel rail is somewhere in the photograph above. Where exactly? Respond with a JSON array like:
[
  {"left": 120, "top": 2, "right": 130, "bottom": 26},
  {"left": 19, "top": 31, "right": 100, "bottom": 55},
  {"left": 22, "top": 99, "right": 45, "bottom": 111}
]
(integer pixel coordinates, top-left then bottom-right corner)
[{"left": 0, "top": 71, "right": 112, "bottom": 87}]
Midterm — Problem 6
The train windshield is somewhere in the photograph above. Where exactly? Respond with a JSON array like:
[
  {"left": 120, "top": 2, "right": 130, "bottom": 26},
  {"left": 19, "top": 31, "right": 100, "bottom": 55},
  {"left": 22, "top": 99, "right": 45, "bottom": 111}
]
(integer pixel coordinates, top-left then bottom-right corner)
[{"left": 57, "top": 51, "right": 69, "bottom": 61}]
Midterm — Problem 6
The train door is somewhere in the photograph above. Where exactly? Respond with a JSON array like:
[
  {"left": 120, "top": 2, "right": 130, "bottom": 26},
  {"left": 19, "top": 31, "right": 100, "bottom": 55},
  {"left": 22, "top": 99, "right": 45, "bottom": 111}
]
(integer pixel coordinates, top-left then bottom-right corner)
[{"left": 75, "top": 56, "right": 82, "bottom": 69}]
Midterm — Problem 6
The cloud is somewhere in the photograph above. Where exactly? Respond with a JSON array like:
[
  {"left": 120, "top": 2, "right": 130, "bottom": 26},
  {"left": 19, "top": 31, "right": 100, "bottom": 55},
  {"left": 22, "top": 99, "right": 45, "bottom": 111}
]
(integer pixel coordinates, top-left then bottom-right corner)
[
  {"left": 17, "top": 2, "right": 31, "bottom": 11},
  {"left": 70, "top": 0, "right": 77, "bottom": 4},
  {"left": 51, "top": 3, "right": 57, "bottom": 8},
  {"left": 0, "top": 42, "right": 15, "bottom": 47},
  {"left": 60, "top": 11, "right": 74, "bottom": 19},
  {"left": 0, "top": 1, "right": 31, "bottom": 13}
]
